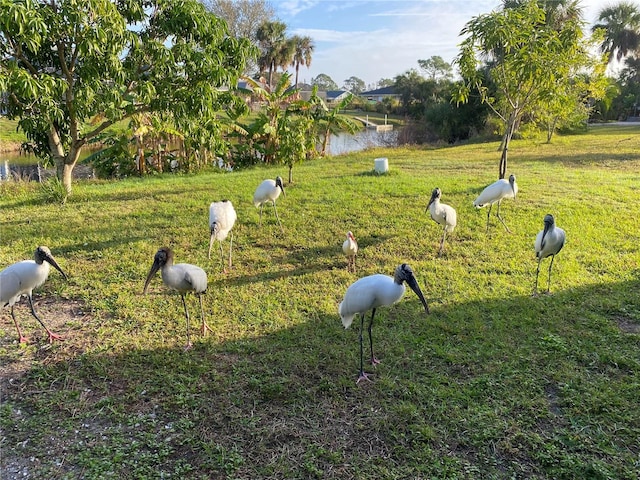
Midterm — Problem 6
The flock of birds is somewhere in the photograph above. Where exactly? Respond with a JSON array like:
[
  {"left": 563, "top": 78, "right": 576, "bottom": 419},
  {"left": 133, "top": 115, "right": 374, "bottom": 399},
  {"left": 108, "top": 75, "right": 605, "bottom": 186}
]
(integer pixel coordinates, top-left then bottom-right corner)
[{"left": 0, "top": 173, "right": 566, "bottom": 383}]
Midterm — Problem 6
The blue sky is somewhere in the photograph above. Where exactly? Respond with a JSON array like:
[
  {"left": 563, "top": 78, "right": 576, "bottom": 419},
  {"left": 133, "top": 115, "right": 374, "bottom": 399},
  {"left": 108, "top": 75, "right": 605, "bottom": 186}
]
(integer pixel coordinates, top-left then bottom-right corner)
[{"left": 273, "top": 0, "right": 606, "bottom": 89}]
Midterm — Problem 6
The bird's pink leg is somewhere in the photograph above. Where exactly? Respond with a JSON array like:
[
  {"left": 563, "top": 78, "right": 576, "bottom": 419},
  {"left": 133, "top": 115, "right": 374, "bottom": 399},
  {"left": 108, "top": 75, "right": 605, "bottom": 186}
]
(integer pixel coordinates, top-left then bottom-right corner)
[
  {"left": 27, "top": 297, "right": 64, "bottom": 343},
  {"left": 10, "top": 307, "right": 29, "bottom": 343},
  {"left": 46, "top": 331, "right": 65, "bottom": 343},
  {"left": 199, "top": 294, "right": 211, "bottom": 336},
  {"left": 356, "top": 371, "right": 373, "bottom": 384}
]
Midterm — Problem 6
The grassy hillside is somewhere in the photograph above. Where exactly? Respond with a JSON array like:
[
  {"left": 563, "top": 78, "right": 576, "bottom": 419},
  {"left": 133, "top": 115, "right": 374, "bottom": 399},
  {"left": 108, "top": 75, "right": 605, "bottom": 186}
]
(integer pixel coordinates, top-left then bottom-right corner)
[{"left": 1, "top": 126, "right": 639, "bottom": 478}]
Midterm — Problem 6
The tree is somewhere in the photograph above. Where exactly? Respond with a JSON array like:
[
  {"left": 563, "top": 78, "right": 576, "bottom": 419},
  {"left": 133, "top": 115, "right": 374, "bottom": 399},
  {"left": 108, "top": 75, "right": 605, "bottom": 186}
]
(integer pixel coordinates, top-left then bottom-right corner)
[
  {"left": 204, "top": 0, "right": 276, "bottom": 73},
  {"left": 242, "top": 73, "right": 300, "bottom": 165},
  {"left": 455, "top": 0, "right": 605, "bottom": 178},
  {"left": 205, "top": 0, "right": 275, "bottom": 39},
  {"left": 290, "top": 35, "right": 314, "bottom": 87},
  {"left": 342, "top": 76, "right": 366, "bottom": 94},
  {"left": 256, "top": 21, "right": 292, "bottom": 87},
  {"left": 593, "top": 1, "right": 640, "bottom": 63},
  {"left": 377, "top": 78, "right": 395, "bottom": 88},
  {"left": 0, "top": 0, "right": 254, "bottom": 196},
  {"left": 418, "top": 56, "right": 453, "bottom": 80},
  {"left": 307, "top": 90, "right": 360, "bottom": 155},
  {"left": 311, "top": 73, "right": 338, "bottom": 91}
]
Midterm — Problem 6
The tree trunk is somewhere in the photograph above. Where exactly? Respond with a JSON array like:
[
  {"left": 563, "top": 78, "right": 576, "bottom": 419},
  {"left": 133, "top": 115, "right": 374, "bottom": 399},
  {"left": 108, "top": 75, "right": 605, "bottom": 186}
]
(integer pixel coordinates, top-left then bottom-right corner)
[
  {"left": 288, "top": 164, "right": 293, "bottom": 184},
  {"left": 136, "top": 135, "right": 145, "bottom": 174},
  {"left": 321, "top": 129, "right": 330, "bottom": 156},
  {"left": 498, "top": 111, "right": 518, "bottom": 179},
  {"left": 546, "top": 117, "right": 558, "bottom": 143}
]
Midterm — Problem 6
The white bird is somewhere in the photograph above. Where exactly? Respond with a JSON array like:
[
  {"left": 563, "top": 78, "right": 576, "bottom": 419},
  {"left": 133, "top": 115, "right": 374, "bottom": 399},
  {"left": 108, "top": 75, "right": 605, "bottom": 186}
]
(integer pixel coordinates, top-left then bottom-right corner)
[
  {"left": 208, "top": 200, "right": 237, "bottom": 272},
  {"left": 338, "top": 264, "right": 429, "bottom": 384},
  {"left": 473, "top": 174, "right": 518, "bottom": 233},
  {"left": 0, "top": 246, "right": 68, "bottom": 344},
  {"left": 342, "top": 231, "right": 358, "bottom": 272},
  {"left": 253, "top": 176, "right": 285, "bottom": 232},
  {"left": 426, "top": 187, "right": 457, "bottom": 256},
  {"left": 533, "top": 214, "right": 566, "bottom": 295},
  {"left": 143, "top": 247, "right": 209, "bottom": 350}
]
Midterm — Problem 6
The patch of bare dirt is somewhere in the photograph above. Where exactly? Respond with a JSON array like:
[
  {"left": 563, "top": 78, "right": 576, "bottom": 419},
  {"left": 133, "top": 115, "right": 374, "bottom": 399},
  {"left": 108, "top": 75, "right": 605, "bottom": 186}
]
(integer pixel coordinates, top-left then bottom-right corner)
[
  {"left": 614, "top": 315, "right": 640, "bottom": 334},
  {"left": 0, "top": 297, "right": 96, "bottom": 385}
]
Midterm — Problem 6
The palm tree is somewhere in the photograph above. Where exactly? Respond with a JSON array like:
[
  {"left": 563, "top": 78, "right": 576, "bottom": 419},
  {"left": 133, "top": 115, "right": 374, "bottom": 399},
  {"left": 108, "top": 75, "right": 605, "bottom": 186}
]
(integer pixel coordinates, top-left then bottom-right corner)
[
  {"left": 593, "top": 1, "right": 640, "bottom": 63},
  {"left": 290, "top": 35, "right": 314, "bottom": 87},
  {"left": 256, "top": 21, "right": 289, "bottom": 87},
  {"left": 503, "top": 0, "right": 583, "bottom": 28}
]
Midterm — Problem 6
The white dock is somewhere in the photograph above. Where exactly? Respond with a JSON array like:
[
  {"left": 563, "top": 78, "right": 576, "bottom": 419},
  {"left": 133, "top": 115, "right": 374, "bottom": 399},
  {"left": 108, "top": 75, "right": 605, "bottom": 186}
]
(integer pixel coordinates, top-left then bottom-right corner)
[{"left": 354, "top": 116, "right": 394, "bottom": 131}]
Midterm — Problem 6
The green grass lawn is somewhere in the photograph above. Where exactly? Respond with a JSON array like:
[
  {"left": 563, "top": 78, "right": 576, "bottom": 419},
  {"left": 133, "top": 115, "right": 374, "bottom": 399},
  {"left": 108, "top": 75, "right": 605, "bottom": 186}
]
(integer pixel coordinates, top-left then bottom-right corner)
[
  {"left": 1, "top": 128, "right": 639, "bottom": 478},
  {"left": 0, "top": 117, "right": 26, "bottom": 147}
]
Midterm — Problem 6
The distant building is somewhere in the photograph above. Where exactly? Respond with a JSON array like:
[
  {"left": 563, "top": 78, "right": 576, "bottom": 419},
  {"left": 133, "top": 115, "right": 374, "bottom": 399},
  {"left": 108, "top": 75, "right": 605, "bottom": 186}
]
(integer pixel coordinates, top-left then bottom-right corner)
[
  {"left": 325, "top": 90, "right": 351, "bottom": 104},
  {"left": 359, "top": 86, "right": 400, "bottom": 103}
]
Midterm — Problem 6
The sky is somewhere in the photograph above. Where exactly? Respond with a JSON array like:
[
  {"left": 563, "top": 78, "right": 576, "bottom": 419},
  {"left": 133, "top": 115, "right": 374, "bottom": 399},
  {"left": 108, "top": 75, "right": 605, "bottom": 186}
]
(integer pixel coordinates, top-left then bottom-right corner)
[{"left": 273, "top": 0, "right": 608, "bottom": 89}]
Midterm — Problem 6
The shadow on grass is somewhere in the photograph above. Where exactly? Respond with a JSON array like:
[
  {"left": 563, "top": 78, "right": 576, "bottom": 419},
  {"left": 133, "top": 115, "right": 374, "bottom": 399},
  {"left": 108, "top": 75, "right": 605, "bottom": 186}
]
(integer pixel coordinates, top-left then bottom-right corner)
[
  {"left": 1, "top": 277, "right": 639, "bottom": 478},
  {"left": 211, "top": 235, "right": 393, "bottom": 288}
]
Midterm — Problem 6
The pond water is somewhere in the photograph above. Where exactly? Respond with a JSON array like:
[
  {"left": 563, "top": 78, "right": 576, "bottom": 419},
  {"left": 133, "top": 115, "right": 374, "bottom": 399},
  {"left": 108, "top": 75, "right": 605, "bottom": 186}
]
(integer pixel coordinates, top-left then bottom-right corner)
[{"left": 0, "top": 128, "right": 399, "bottom": 180}]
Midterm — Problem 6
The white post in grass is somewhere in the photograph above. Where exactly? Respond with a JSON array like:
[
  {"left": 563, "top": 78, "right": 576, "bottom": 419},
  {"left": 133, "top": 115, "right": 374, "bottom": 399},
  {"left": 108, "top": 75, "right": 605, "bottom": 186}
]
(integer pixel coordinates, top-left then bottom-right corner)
[{"left": 374, "top": 157, "right": 388, "bottom": 174}]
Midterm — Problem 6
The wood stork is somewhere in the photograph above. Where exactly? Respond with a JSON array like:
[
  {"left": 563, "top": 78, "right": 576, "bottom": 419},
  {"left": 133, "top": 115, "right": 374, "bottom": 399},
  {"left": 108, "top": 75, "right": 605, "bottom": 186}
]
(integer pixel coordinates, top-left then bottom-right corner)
[
  {"left": 253, "top": 176, "right": 285, "bottom": 232},
  {"left": 426, "top": 187, "right": 457, "bottom": 256},
  {"left": 208, "top": 200, "right": 237, "bottom": 272},
  {"left": 533, "top": 214, "right": 566, "bottom": 295},
  {"left": 342, "top": 231, "right": 358, "bottom": 272},
  {"left": 143, "top": 247, "right": 209, "bottom": 350},
  {"left": 0, "top": 246, "right": 68, "bottom": 344},
  {"left": 338, "top": 264, "right": 429, "bottom": 384},
  {"left": 473, "top": 174, "right": 518, "bottom": 233}
]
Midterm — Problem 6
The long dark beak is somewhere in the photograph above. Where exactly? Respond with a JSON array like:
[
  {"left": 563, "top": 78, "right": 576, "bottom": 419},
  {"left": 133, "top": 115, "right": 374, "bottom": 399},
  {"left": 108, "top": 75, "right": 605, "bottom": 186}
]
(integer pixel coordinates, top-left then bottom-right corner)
[
  {"left": 143, "top": 260, "right": 160, "bottom": 294},
  {"left": 45, "top": 255, "right": 68, "bottom": 281},
  {"left": 280, "top": 185, "right": 286, "bottom": 197},
  {"left": 426, "top": 192, "right": 437, "bottom": 212},
  {"left": 208, "top": 222, "right": 219, "bottom": 259},
  {"left": 407, "top": 274, "right": 429, "bottom": 314},
  {"left": 540, "top": 221, "right": 551, "bottom": 248}
]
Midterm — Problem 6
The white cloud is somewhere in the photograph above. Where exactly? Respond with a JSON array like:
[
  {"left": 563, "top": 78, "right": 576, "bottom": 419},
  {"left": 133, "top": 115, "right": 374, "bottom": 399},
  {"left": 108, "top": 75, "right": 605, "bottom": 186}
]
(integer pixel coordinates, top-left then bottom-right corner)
[{"left": 283, "top": 0, "right": 619, "bottom": 86}]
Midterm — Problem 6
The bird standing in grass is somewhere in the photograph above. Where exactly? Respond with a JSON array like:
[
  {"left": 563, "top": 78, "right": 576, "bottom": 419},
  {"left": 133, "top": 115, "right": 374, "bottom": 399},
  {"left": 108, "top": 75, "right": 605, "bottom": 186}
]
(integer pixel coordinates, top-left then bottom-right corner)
[
  {"left": 208, "top": 200, "right": 237, "bottom": 273},
  {"left": 253, "top": 176, "right": 285, "bottom": 232},
  {"left": 342, "top": 231, "right": 358, "bottom": 272},
  {"left": 533, "top": 214, "right": 565, "bottom": 295},
  {"left": 339, "top": 264, "right": 429, "bottom": 384},
  {"left": 143, "top": 247, "right": 209, "bottom": 350},
  {"left": 426, "top": 187, "right": 457, "bottom": 256},
  {"left": 0, "top": 246, "right": 68, "bottom": 344},
  {"left": 473, "top": 174, "right": 518, "bottom": 233}
]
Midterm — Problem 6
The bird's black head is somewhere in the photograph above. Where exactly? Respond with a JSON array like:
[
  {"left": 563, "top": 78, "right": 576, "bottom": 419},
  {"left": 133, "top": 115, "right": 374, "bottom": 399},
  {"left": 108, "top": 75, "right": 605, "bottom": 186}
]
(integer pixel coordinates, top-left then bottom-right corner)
[
  {"left": 36, "top": 246, "right": 68, "bottom": 280},
  {"left": 543, "top": 214, "right": 555, "bottom": 226},
  {"left": 542, "top": 214, "right": 555, "bottom": 236},
  {"left": 143, "top": 247, "right": 173, "bottom": 294},
  {"left": 275, "top": 176, "right": 285, "bottom": 196},
  {"left": 153, "top": 247, "right": 173, "bottom": 267},
  {"left": 395, "top": 264, "right": 430, "bottom": 314},
  {"left": 427, "top": 187, "right": 441, "bottom": 210}
]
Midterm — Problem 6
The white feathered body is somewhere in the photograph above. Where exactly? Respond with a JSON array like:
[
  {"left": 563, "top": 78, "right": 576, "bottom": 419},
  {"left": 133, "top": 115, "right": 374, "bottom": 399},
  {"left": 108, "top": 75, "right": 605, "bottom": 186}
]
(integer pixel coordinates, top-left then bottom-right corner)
[
  {"left": 474, "top": 177, "right": 518, "bottom": 208},
  {"left": 209, "top": 200, "right": 237, "bottom": 241},
  {"left": 253, "top": 179, "right": 282, "bottom": 207},
  {"left": 0, "top": 260, "right": 51, "bottom": 307},
  {"left": 342, "top": 233, "right": 358, "bottom": 259},
  {"left": 338, "top": 274, "right": 406, "bottom": 329},
  {"left": 535, "top": 223, "right": 565, "bottom": 260},
  {"left": 161, "top": 263, "right": 208, "bottom": 295},
  {"left": 429, "top": 198, "right": 457, "bottom": 233}
]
